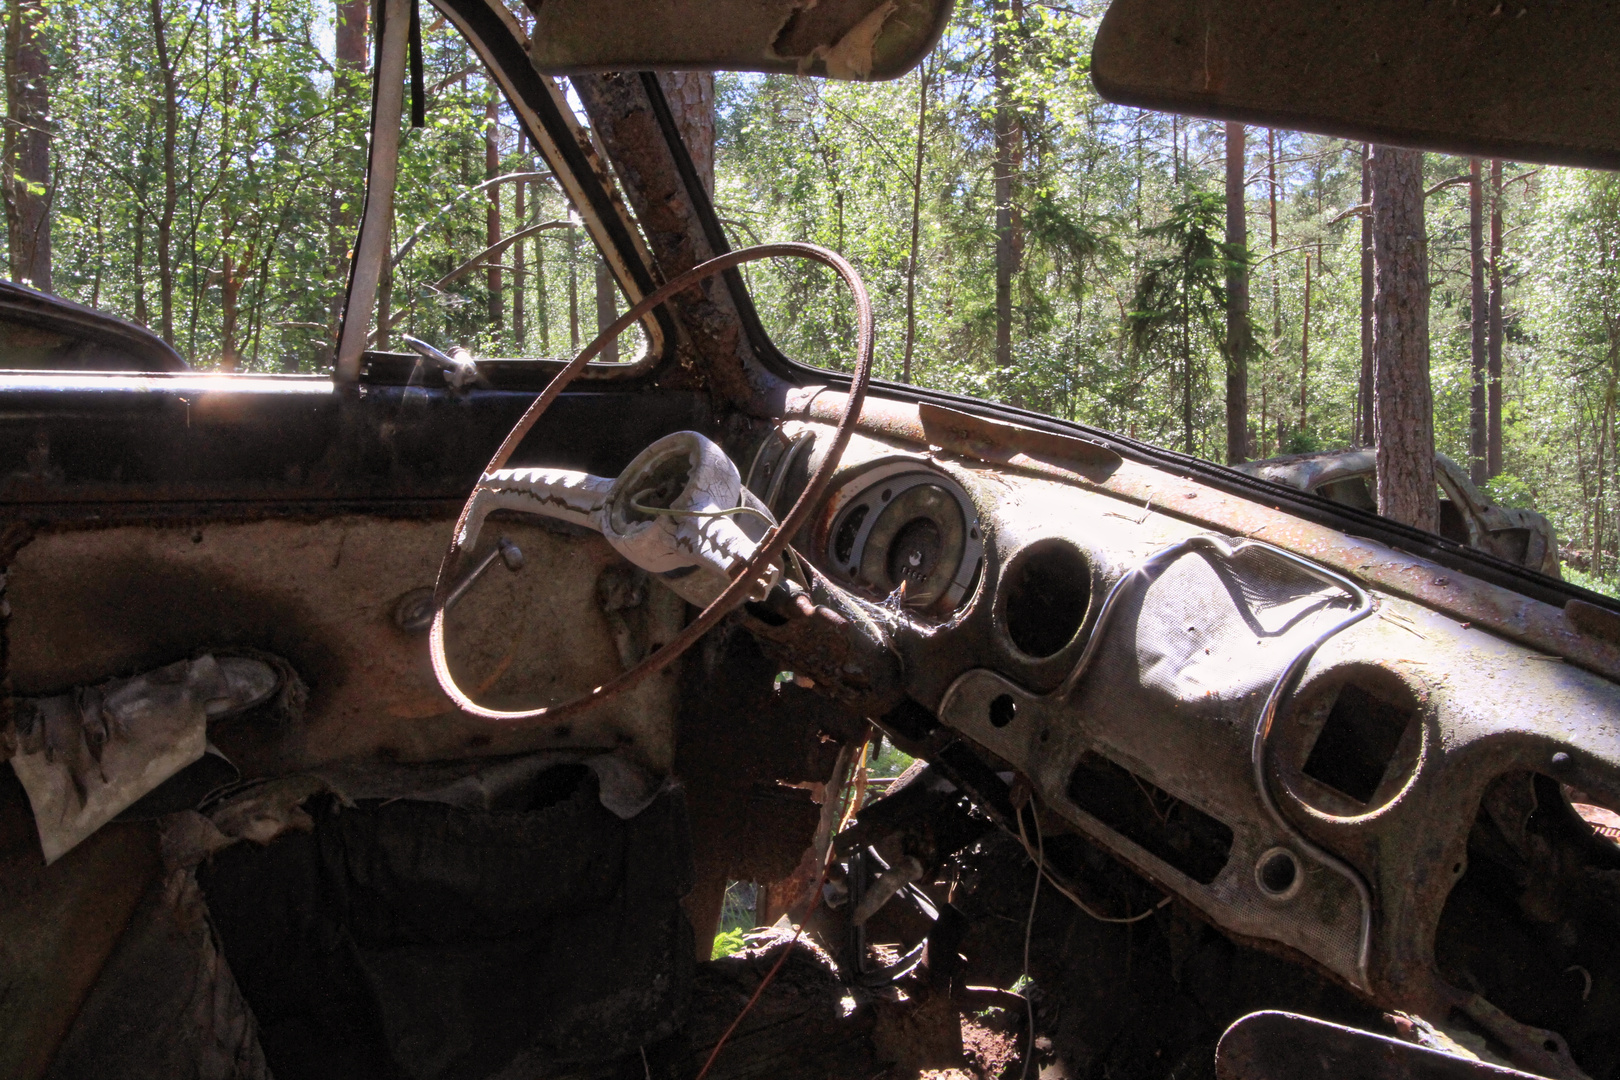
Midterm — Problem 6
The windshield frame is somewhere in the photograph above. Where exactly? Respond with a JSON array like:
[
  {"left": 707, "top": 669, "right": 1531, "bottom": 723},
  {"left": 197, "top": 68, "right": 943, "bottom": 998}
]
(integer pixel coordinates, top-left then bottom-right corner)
[{"left": 335, "top": 0, "right": 675, "bottom": 385}]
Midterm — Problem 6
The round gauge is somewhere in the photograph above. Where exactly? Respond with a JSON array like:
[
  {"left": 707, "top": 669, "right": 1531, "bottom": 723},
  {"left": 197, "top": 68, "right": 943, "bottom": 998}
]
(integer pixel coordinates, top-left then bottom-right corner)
[{"left": 827, "top": 470, "right": 983, "bottom": 611}]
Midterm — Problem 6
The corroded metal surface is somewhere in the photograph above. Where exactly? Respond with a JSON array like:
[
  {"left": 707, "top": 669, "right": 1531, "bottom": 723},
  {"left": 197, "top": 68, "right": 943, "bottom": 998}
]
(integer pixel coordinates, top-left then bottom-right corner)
[
  {"left": 5, "top": 518, "right": 685, "bottom": 775},
  {"left": 785, "top": 387, "right": 1620, "bottom": 683}
]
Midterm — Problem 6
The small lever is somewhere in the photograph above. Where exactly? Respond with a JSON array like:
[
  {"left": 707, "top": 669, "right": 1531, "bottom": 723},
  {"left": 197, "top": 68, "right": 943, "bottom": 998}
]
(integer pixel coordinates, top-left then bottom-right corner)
[
  {"left": 403, "top": 334, "right": 479, "bottom": 390},
  {"left": 394, "top": 537, "right": 523, "bottom": 633}
]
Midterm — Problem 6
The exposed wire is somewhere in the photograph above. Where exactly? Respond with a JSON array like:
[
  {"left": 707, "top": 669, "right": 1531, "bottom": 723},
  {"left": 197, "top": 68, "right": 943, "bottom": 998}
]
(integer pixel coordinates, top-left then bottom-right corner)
[
  {"left": 837, "top": 737, "right": 871, "bottom": 835},
  {"left": 1015, "top": 806, "right": 1168, "bottom": 925},
  {"left": 1021, "top": 804, "right": 1044, "bottom": 1080},
  {"left": 694, "top": 918, "right": 807, "bottom": 1080},
  {"left": 628, "top": 493, "right": 776, "bottom": 526}
]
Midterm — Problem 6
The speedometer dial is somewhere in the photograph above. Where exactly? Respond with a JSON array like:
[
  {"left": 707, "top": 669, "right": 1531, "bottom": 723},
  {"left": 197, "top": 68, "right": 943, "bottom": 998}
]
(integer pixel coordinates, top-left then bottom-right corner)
[{"left": 827, "top": 469, "right": 982, "bottom": 611}]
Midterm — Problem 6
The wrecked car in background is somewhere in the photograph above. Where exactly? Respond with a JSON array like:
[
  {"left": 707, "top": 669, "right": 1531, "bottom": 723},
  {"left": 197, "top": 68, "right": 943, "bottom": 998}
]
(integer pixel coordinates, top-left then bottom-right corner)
[
  {"left": 1235, "top": 449, "right": 1562, "bottom": 576},
  {"left": 5, "top": 1, "right": 1620, "bottom": 1079}
]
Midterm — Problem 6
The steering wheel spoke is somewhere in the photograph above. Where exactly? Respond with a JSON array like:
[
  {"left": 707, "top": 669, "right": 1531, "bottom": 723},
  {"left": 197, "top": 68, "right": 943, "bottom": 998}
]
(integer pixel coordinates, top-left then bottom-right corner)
[{"left": 460, "top": 467, "right": 613, "bottom": 550}]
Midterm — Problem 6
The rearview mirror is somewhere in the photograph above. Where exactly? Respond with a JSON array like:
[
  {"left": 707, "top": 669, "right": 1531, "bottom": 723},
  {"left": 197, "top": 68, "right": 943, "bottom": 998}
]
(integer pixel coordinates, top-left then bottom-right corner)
[
  {"left": 525, "top": 0, "right": 953, "bottom": 81},
  {"left": 1091, "top": 0, "right": 1620, "bottom": 170}
]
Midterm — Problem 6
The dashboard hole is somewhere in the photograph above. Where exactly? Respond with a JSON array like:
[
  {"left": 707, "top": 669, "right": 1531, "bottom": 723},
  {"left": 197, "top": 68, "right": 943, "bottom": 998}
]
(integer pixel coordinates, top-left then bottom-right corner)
[
  {"left": 1003, "top": 540, "right": 1090, "bottom": 658},
  {"left": 1256, "top": 848, "right": 1300, "bottom": 898},
  {"left": 1302, "top": 682, "right": 1415, "bottom": 804},
  {"left": 1066, "top": 751, "right": 1233, "bottom": 884},
  {"left": 989, "top": 693, "right": 1017, "bottom": 728}
]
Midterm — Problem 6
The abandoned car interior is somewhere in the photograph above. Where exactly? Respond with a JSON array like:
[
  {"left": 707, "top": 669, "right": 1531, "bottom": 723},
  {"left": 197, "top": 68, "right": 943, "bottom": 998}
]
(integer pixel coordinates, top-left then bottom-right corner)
[{"left": 8, "top": 1, "right": 1620, "bottom": 1078}]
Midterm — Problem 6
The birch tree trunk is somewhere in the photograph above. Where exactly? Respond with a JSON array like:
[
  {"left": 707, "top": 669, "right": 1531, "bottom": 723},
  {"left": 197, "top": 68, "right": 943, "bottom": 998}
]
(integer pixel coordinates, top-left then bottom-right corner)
[
  {"left": 1358, "top": 144, "right": 1373, "bottom": 446},
  {"left": 1371, "top": 145, "right": 1437, "bottom": 532},
  {"left": 903, "top": 65, "right": 929, "bottom": 384},
  {"left": 1469, "top": 158, "right": 1488, "bottom": 485},
  {"left": 1268, "top": 129, "right": 1280, "bottom": 341},
  {"left": 992, "top": 0, "right": 1023, "bottom": 379},
  {"left": 150, "top": 0, "right": 179, "bottom": 345},
  {"left": 1487, "top": 159, "right": 1505, "bottom": 478},
  {"left": 513, "top": 173, "right": 525, "bottom": 348},
  {"left": 486, "top": 90, "right": 502, "bottom": 328}
]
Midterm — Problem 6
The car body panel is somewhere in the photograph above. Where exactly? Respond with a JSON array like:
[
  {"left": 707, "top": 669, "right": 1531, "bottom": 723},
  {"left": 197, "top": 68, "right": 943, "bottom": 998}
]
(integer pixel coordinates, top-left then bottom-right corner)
[{"left": 1235, "top": 449, "right": 1561, "bottom": 577}]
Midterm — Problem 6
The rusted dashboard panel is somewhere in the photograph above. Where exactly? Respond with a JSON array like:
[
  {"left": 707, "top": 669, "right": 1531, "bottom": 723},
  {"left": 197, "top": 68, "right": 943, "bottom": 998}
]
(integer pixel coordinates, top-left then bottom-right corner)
[{"left": 764, "top": 410, "right": 1620, "bottom": 1078}]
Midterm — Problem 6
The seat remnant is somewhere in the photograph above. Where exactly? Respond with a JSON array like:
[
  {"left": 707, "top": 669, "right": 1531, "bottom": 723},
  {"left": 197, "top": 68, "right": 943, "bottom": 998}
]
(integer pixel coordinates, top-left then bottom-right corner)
[{"left": 6, "top": 654, "right": 281, "bottom": 863}]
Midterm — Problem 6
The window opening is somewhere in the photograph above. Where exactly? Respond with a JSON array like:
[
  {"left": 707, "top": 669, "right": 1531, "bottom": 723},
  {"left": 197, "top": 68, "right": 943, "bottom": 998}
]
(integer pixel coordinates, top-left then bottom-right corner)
[
  {"left": 368, "top": 23, "right": 647, "bottom": 363},
  {"left": 13, "top": 1, "right": 653, "bottom": 374}
]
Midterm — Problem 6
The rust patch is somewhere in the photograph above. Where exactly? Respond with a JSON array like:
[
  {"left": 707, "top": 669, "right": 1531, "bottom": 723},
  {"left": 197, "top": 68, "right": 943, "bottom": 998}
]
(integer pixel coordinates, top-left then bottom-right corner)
[
  {"left": 786, "top": 387, "right": 1620, "bottom": 684},
  {"left": 0, "top": 766, "right": 160, "bottom": 1080}
]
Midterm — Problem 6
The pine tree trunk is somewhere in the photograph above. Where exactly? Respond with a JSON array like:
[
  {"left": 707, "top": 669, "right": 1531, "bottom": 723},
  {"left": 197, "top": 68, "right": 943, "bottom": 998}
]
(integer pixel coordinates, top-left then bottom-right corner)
[
  {"left": 377, "top": 214, "right": 393, "bottom": 352},
  {"left": 1171, "top": 115, "right": 1180, "bottom": 185},
  {"left": 568, "top": 228, "right": 579, "bottom": 351},
  {"left": 1371, "top": 145, "right": 1437, "bottom": 532},
  {"left": 657, "top": 72, "right": 715, "bottom": 195},
  {"left": 1488, "top": 158, "right": 1505, "bottom": 478},
  {"left": 1224, "top": 122, "right": 1248, "bottom": 463},
  {"left": 595, "top": 257, "right": 617, "bottom": 362},
  {"left": 4, "top": 0, "right": 51, "bottom": 292},
  {"left": 486, "top": 90, "right": 502, "bottom": 329},
  {"left": 536, "top": 185, "right": 550, "bottom": 353},
  {"left": 1359, "top": 144, "right": 1373, "bottom": 446},
  {"left": 1182, "top": 250, "right": 1193, "bottom": 454},
  {"left": 1468, "top": 158, "right": 1488, "bottom": 485}
]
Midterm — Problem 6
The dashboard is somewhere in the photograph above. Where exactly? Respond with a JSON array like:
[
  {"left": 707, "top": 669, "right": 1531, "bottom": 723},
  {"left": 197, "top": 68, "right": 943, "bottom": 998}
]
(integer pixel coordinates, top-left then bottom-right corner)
[{"left": 747, "top": 410, "right": 1620, "bottom": 1076}]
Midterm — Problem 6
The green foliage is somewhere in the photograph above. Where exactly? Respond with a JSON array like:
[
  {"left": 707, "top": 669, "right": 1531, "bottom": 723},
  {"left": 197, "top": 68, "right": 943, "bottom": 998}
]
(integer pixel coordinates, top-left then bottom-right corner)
[
  {"left": 1282, "top": 429, "right": 1323, "bottom": 455},
  {"left": 867, "top": 737, "right": 915, "bottom": 779},
  {"left": 31, "top": 0, "right": 606, "bottom": 371},
  {"left": 1482, "top": 472, "right": 1535, "bottom": 511},
  {"left": 45, "top": 0, "right": 344, "bottom": 369},
  {"left": 711, "top": 2, "right": 1620, "bottom": 585},
  {"left": 710, "top": 927, "right": 749, "bottom": 960},
  {"left": 1125, "top": 191, "right": 1257, "bottom": 452},
  {"left": 1564, "top": 567, "right": 1620, "bottom": 600}
]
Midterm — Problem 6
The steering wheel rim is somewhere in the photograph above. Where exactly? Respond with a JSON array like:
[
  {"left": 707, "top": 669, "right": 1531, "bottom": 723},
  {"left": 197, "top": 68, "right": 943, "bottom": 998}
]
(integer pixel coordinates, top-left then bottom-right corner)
[{"left": 429, "top": 242, "right": 876, "bottom": 723}]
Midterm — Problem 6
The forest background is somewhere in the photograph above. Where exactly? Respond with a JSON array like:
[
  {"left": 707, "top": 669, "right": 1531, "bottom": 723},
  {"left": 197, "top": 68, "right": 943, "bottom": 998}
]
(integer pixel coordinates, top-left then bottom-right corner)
[{"left": 5, "top": 0, "right": 1620, "bottom": 593}]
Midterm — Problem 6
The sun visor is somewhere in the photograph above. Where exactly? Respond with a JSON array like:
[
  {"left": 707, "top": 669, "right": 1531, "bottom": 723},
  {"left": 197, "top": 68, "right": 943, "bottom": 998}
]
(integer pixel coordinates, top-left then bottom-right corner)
[
  {"left": 1092, "top": 0, "right": 1620, "bottom": 171},
  {"left": 524, "top": 0, "right": 952, "bottom": 81}
]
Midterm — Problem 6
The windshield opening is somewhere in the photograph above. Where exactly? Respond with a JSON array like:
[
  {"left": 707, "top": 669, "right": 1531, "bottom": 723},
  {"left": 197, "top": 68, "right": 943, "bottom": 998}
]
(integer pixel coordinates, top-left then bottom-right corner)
[
  {"left": 369, "top": 18, "right": 649, "bottom": 364},
  {"left": 13, "top": 0, "right": 650, "bottom": 373}
]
